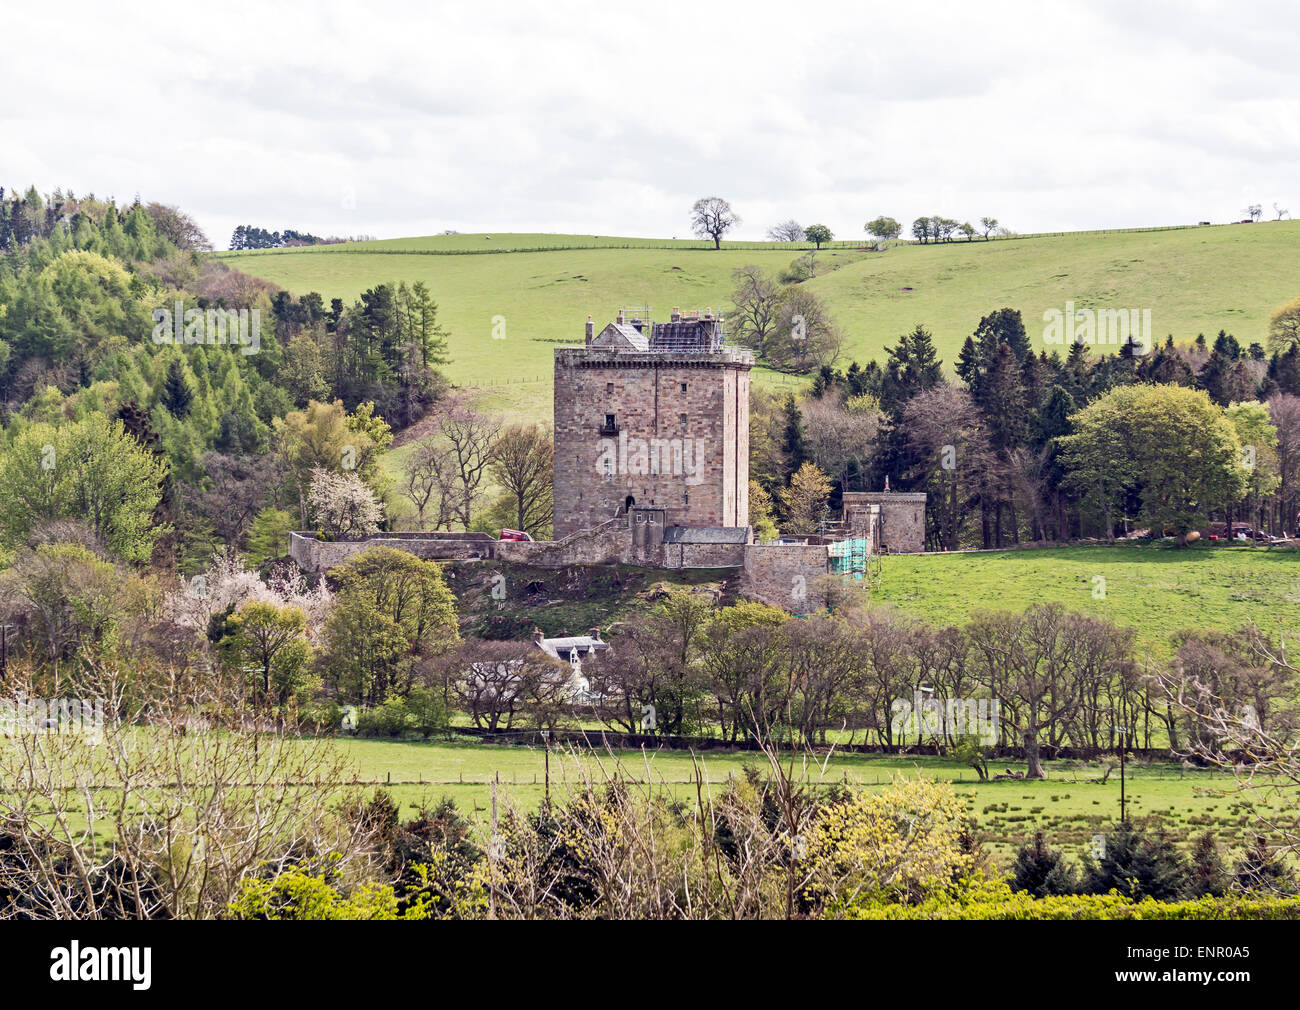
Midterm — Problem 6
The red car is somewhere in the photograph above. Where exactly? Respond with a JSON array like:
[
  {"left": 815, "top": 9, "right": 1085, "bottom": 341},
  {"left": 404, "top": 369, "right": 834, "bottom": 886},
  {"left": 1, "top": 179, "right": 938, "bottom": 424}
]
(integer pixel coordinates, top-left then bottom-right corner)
[{"left": 499, "top": 529, "right": 534, "bottom": 542}]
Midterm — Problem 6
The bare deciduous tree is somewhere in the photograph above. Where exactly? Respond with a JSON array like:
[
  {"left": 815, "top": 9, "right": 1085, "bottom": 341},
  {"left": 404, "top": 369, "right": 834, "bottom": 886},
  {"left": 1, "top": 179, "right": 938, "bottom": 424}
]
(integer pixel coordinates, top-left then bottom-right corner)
[
  {"left": 766, "top": 220, "right": 804, "bottom": 242},
  {"left": 1155, "top": 628, "right": 1300, "bottom": 855},
  {"left": 401, "top": 437, "right": 460, "bottom": 529},
  {"left": 488, "top": 424, "right": 554, "bottom": 537},
  {"left": 801, "top": 395, "right": 880, "bottom": 494},
  {"left": 729, "top": 265, "right": 783, "bottom": 357},
  {"left": 429, "top": 396, "right": 502, "bottom": 529},
  {"left": 690, "top": 197, "right": 740, "bottom": 249},
  {"left": 901, "top": 385, "right": 995, "bottom": 551},
  {"left": 0, "top": 671, "right": 376, "bottom": 920}
]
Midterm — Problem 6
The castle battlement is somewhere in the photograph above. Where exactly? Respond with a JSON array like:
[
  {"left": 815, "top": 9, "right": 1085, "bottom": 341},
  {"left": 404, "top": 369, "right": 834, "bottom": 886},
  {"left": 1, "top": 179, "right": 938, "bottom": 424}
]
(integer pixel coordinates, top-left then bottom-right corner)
[{"left": 553, "top": 308, "right": 752, "bottom": 538}]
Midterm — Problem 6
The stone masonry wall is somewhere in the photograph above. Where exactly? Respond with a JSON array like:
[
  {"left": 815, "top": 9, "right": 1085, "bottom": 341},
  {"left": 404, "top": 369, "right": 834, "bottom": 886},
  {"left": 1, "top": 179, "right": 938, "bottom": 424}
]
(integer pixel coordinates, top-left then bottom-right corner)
[
  {"left": 289, "top": 532, "right": 495, "bottom": 573},
  {"left": 841, "top": 492, "right": 927, "bottom": 553},
  {"left": 495, "top": 517, "right": 633, "bottom": 567},
  {"left": 740, "top": 543, "right": 832, "bottom": 614},
  {"left": 553, "top": 348, "right": 752, "bottom": 538},
  {"left": 662, "top": 542, "right": 748, "bottom": 569}
]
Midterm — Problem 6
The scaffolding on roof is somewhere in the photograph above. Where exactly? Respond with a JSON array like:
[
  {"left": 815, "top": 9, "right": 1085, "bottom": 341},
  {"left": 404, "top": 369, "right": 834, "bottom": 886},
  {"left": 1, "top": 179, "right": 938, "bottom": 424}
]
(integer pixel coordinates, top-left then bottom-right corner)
[
  {"left": 619, "top": 306, "right": 652, "bottom": 331},
  {"left": 649, "top": 314, "right": 727, "bottom": 352}
]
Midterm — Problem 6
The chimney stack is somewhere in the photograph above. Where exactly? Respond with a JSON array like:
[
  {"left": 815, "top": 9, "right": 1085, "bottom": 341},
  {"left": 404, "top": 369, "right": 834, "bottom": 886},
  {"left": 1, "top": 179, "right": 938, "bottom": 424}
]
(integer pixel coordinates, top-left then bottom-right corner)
[
  {"left": 589, "top": 626, "right": 600, "bottom": 641},
  {"left": 585, "top": 314, "right": 594, "bottom": 346},
  {"left": 616, "top": 309, "right": 625, "bottom": 325},
  {"left": 532, "top": 627, "right": 544, "bottom": 645},
  {"left": 671, "top": 306, "right": 681, "bottom": 322}
]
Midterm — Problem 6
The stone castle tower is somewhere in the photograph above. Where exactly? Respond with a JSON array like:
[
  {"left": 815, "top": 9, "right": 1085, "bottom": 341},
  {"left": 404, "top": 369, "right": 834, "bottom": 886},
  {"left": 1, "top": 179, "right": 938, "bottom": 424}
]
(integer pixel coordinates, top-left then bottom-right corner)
[{"left": 553, "top": 308, "right": 753, "bottom": 539}]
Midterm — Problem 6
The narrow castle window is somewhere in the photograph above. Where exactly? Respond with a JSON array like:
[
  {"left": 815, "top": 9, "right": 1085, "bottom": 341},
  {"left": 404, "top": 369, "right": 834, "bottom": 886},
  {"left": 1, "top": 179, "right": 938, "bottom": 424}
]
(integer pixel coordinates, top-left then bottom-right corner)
[
  {"left": 679, "top": 413, "right": 688, "bottom": 425},
  {"left": 680, "top": 382, "right": 687, "bottom": 392},
  {"left": 606, "top": 382, "right": 614, "bottom": 394}
]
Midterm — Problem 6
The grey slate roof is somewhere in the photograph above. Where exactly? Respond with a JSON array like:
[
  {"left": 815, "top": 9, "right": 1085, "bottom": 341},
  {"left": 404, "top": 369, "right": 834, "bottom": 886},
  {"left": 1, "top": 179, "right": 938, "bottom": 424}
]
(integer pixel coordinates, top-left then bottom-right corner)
[
  {"left": 540, "top": 636, "right": 607, "bottom": 658},
  {"left": 591, "top": 322, "right": 649, "bottom": 351}
]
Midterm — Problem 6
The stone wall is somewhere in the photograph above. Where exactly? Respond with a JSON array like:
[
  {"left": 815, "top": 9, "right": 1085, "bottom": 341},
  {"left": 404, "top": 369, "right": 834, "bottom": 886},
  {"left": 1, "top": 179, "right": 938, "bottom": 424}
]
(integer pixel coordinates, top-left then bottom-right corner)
[
  {"left": 740, "top": 543, "right": 832, "bottom": 613},
  {"left": 662, "top": 541, "right": 748, "bottom": 569},
  {"left": 495, "top": 516, "right": 633, "bottom": 567},
  {"left": 553, "top": 346, "right": 753, "bottom": 538},
  {"left": 842, "top": 503, "right": 881, "bottom": 550},
  {"left": 289, "top": 531, "right": 496, "bottom": 573},
  {"left": 841, "top": 492, "right": 927, "bottom": 553}
]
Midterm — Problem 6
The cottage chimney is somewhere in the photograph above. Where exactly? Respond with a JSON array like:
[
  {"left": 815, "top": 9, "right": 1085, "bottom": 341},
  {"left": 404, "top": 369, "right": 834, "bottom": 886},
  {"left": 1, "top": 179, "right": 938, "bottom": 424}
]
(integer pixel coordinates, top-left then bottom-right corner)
[
  {"left": 589, "top": 626, "right": 600, "bottom": 641},
  {"left": 671, "top": 306, "right": 681, "bottom": 322},
  {"left": 616, "top": 309, "right": 625, "bottom": 325},
  {"left": 585, "top": 314, "right": 594, "bottom": 346},
  {"left": 532, "top": 627, "right": 544, "bottom": 645}
]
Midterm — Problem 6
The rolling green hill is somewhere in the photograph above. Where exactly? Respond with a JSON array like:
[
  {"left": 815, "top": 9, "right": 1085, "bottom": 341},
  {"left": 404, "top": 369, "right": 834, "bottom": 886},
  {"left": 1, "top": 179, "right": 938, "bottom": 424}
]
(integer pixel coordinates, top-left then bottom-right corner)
[
  {"left": 876, "top": 542, "right": 1299, "bottom": 658},
  {"left": 223, "top": 220, "right": 1300, "bottom": 425}
]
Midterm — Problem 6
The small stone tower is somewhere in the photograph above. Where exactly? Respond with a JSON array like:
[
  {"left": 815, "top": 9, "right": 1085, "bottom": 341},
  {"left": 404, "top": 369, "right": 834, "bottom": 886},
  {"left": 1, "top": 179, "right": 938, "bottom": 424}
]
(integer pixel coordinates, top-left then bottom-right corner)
[{"left": 553, "top": 308, "right": 753, "bottom": 538}]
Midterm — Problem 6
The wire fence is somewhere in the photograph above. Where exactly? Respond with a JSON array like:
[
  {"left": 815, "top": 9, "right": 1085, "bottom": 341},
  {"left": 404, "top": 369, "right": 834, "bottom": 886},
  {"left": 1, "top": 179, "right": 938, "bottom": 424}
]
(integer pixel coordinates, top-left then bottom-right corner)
[
  {"left": 456, "top": 375, "right": 549, "bottom": 388},
  {"left": 214, "top": 222, "right": 1234, "bottom": 259},
  {"left": 0, "top": 764, "right": 1234, "bottom": 795}
]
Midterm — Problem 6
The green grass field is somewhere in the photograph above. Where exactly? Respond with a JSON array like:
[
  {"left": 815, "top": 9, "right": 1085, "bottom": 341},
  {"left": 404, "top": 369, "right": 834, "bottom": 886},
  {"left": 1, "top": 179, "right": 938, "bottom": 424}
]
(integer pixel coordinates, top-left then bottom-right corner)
[
  {"left": 876, "top": 542, "right": 1300, "bottom": 657},
  {"left": 224, "top": 221, "right": 1300, "bottom": 426},
  {"left": 332, "top": 736, "right": 1297, "bottom": 868},
  {"left": 14, "top": 730, "right": 1291, "bottom": 869}
]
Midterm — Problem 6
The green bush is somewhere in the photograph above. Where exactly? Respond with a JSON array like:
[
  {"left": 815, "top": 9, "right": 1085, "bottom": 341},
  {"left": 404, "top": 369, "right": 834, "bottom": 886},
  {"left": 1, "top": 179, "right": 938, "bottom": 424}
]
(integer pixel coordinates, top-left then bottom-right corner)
[
  {"left": 1010, "top": 832, "right": 1077, "bottom": 897},
  {"left": 844, "top": 878, "right": 1300, "bottom": 920},
  {"left": 1080, "top": 823, "right": 1188, "bottom": 900},
  {"left": 299, "top": 699, "right": 345, "bottom": 733},
  {"left": 245, "top": 507, "right": 295, "bottom": 568},
  {"left": 228, "top": 869, "right": 431, "bottom": 920},
  {"left": 352, "top": 690, "right": 450, "bottom": 738},
  {"left": 356, "top": 696, "right": 412, "bottom": 737},
  {"left": 404, "top": 685, "right": 449, "bottom": 739}
]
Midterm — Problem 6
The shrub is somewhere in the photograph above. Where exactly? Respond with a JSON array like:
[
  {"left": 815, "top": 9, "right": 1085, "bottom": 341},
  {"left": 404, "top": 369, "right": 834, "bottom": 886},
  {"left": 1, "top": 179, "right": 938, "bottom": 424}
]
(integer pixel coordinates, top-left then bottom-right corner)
[
  {"left": 1010, "top": 832, "right": 1077, "bottom": 897},
  {"left": 1079, "top": 823, "right": 1189, "bottom": 901},
  {"left": 1186, "top": 831, "right": 1231, "bottom": 898},
  {"left": 405, "top": 685, "right": 449, "bottom": 739},
  {"left": 805, "top": 778, "right": 971, "bottom": 912},
  {"left": 227, "top": 868, "right": 431, "bottom": 920},
  {"left": 844, "top": 878, "right": 1300, "bottom": 920},
  {"left": 1234, "top": 835, "right": 1298, "bottom": 897},
  {"left": 356, "top": 696, "right": 412, "bottom": 737}
]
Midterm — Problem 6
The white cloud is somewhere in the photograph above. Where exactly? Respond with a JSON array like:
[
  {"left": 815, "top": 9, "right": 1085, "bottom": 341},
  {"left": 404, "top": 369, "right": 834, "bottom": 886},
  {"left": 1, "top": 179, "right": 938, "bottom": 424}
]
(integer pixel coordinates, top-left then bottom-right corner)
[{"left": 3, "top": 0, "right": 1296, "bottom": 247}]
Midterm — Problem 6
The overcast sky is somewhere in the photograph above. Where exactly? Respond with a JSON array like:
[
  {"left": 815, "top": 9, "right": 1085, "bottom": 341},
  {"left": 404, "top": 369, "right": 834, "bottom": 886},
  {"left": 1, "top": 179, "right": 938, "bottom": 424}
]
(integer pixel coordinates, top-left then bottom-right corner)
[{"left": 5, "top": 0, "right": 1297, "bottom": 248}]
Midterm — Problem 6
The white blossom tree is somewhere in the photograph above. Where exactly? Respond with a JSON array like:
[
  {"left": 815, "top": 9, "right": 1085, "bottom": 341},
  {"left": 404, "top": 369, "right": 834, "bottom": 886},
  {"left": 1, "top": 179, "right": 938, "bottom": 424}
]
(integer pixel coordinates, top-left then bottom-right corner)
[{"left": 307, "top": 466, "right": 383, "bottom": 540}]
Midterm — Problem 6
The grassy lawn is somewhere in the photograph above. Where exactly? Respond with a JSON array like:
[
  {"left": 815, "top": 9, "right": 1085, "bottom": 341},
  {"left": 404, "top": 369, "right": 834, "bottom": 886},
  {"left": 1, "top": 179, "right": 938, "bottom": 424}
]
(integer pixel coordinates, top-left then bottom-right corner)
[
  {"left": 334, "top": 736, "right": 1297, "bottom": 868},
  {"left": 877, "top": 542, "right": 1300, "bottom": 657},
  {"left": 224, "top": 222, "right": 1300, "bottom": 428},
  {"left": 9, "top": 730, "right": 1292, "bottom": 869}
]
